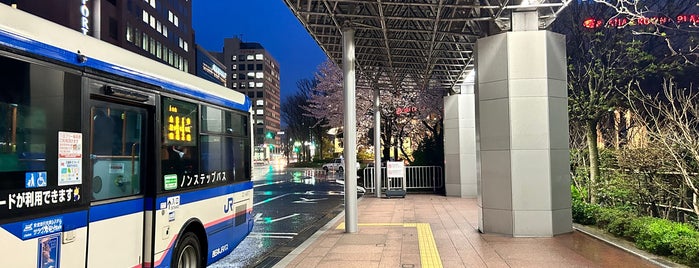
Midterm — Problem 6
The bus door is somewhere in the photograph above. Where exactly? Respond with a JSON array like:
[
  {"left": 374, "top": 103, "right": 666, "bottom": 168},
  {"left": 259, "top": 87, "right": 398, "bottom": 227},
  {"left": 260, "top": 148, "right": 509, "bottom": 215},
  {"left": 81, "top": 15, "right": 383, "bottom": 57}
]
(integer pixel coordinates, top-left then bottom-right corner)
[{"left": 86, "top": 97, "right": 151, "bottom": 267}]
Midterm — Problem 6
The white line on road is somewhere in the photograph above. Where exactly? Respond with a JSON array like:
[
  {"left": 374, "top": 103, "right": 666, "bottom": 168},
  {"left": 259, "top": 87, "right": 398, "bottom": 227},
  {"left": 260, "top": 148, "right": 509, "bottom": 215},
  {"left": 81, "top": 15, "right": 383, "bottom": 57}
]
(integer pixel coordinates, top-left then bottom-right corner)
[{"left": 253, "top": 193, "right": 292, "bottom": 207}]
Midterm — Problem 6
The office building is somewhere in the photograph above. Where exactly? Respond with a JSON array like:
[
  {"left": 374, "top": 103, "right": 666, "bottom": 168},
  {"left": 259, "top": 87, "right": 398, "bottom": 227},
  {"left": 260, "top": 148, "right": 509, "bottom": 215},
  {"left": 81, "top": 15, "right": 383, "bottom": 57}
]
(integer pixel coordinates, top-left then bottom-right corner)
[
  {"left": 2, "top": 0, "right": 195, "bottom": 73},
  {"left": 195, "top": 44, "right": 226, "bottom": 86},
  {"left": 215, "top": 37, "right": 281, "bottom": 159}
]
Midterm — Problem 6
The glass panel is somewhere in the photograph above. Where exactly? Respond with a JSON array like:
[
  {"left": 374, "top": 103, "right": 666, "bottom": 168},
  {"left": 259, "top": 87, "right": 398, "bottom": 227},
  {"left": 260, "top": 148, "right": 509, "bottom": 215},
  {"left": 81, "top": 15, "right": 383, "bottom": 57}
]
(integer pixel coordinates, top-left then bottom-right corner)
[
  {"left": 161, "top": 98, "right": 198, "bottom": 191},
  {"left": 0, "top": 56, "right": 83, "bottom": 218},
  {"left": 202, "top": 106, "right": 223, "bottom": 133},
  {"left": 90, "top": 106, "right": 145, "bottom": 200}
]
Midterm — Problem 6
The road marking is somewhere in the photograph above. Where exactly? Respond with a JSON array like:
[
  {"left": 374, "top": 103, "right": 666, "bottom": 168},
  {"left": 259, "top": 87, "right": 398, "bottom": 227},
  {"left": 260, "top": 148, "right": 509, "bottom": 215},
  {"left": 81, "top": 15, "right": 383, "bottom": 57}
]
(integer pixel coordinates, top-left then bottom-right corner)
[
  {"left": 292, "top": 197, "right": 328, "bottom": 204},
  {"left": 248, "top": 232, "right": 297, "bottom": 239},
  {"left": 254, "top": 213, "right": 301, "bottom": 224},
  {"left": 336, "top": 222, "right": 443, "bottom": 268},
  {"left": 253, "top": 193, "right": 292, "bottom": 207}
]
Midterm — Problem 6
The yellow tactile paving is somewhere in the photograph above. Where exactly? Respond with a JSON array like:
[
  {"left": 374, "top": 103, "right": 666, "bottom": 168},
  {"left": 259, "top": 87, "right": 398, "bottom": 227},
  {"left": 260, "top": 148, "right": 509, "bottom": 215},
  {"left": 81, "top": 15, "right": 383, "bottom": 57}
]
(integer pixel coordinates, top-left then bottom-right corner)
[{"left": 336, "top": 222, "right": 443, "bottom": 268}]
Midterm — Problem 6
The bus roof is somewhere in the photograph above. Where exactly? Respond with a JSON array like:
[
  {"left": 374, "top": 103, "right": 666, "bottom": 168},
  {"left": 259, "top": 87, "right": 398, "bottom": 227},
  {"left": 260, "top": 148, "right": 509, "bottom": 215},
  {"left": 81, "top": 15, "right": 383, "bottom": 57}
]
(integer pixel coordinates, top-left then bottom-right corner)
[{"left": 0, "top": 4, "right": 250, "bottom": 112}]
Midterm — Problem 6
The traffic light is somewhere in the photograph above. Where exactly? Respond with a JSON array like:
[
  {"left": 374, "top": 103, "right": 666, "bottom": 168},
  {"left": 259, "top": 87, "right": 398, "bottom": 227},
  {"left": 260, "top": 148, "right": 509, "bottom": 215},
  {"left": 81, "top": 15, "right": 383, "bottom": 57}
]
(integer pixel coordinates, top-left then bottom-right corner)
[
  {"left": 268, "top": 144, "right": 275, "bottom": 149},
  {"left": 265, "top": 131, "right": 274, "bottom": 139}
]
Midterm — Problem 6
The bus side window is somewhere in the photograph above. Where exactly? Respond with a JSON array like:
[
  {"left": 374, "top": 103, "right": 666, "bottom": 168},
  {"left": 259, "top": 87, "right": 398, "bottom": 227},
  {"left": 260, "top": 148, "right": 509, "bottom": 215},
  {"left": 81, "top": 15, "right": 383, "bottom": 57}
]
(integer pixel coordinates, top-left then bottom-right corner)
[{"left": 92, "top": 109, "right": 116, "bottom": 155}]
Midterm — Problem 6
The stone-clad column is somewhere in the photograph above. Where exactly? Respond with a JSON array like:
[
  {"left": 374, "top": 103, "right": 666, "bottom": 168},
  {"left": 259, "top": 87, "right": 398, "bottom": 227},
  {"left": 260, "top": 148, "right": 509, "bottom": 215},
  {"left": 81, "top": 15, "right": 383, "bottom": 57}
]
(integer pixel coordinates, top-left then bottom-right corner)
[
  {"left": 476, "top": 30, "right": 572, "bottom": 236},
  {"left": 443, "top": 84, "right": 477, "bottom": 197}
]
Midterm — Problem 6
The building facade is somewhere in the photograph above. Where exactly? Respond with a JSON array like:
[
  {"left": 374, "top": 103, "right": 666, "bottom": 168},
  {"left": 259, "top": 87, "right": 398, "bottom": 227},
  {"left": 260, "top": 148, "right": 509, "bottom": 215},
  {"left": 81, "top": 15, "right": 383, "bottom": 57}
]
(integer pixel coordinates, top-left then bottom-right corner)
[
  {"left": 216, "top": 37, "right": 281, "bottom": 160},
  {"left": 2, "top": 0, "right": 195, "bottom": 73},
  {"left": 195, "top": 45, "right": 226, "bottom": 86}
]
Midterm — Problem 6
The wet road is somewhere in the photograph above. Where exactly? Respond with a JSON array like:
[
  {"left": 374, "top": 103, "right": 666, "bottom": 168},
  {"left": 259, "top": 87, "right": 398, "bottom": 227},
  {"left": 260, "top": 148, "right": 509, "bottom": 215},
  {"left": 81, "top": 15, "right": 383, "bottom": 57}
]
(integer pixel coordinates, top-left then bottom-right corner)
[{"left": 209, "top": 163, "right": 352, "bottom": 268}]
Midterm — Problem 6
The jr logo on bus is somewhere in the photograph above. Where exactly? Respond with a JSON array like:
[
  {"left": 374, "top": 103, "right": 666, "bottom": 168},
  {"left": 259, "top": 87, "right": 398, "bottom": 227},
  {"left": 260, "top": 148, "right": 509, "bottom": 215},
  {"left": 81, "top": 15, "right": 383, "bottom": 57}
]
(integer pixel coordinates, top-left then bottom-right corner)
[{"left": 224, "top": 197, "right": 234, "bottom": 213}]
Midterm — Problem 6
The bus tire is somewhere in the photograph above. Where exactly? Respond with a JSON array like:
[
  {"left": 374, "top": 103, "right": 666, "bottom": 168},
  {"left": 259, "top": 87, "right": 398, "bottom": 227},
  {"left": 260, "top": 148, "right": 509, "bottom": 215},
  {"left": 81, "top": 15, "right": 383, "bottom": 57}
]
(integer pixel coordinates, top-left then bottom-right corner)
[{"left": 172, "top": 232, "right": 202, "bottom": 268}]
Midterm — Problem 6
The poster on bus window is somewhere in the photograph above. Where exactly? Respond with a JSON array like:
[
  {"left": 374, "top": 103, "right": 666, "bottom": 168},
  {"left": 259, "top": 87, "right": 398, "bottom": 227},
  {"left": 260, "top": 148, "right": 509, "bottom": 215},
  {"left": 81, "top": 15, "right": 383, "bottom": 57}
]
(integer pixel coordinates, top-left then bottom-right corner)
[
  {"left": 37, "top": 233, "right": 60, "bottom": 268},
  {"left": 58, "top": 132, "right": 82, "bottom": 186}
]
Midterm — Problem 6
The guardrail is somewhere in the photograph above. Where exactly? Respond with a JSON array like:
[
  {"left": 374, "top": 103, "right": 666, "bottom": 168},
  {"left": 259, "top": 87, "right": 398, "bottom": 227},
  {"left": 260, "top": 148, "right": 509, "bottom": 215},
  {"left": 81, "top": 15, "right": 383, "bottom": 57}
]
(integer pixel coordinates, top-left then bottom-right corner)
[{"left": 361, "top": 166, "right": 443, "bottom": 193}]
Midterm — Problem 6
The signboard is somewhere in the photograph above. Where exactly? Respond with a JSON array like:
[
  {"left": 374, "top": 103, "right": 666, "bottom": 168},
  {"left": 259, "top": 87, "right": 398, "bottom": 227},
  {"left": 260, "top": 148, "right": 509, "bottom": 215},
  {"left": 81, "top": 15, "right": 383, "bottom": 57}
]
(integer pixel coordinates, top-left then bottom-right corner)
[
  {"left": 163, "top": 98, "right": 197, "bottom": 146},
  {"left": 58, "top": 132, "right": 82, "bottom": 186},
  {"left": 386, "top": 161, "right": 405, "bottom": 178}
]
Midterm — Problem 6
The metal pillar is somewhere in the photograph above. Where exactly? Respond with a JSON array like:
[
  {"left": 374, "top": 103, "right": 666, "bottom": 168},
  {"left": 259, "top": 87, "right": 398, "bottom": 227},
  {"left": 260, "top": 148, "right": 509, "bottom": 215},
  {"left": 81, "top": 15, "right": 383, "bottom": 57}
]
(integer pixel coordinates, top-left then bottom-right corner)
[
  {"left": 374, "top": 86, "right": 382, "bottom": 198},
  {"left": 342, "top": 27, "right": 358, "bottom": 233}
]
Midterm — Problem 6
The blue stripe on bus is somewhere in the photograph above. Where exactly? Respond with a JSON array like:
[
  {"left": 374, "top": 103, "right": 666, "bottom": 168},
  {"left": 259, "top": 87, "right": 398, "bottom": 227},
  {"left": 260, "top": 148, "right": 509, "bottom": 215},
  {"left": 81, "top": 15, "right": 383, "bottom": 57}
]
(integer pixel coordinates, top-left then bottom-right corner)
[
  {"left": 0, "top": 29, "right": 252, "bottom": 112},
  {"left": 147, "top": 181, "right": 254, "bottom": 210},
  {"left": 88, "top": 198, "right": 145, "bottom": 222},
  {"left": 0, "top": 211, "right": 87, "bottom": 240}
]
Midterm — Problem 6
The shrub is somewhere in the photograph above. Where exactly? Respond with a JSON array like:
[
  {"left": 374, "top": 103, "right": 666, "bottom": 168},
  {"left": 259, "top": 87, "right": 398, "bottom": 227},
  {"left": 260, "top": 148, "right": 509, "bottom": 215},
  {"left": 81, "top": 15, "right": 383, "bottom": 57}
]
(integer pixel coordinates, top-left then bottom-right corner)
[
  {"left": 595, "top": 208, "right": 635, "bottom": 237},
  {"left": 632, "top": 217, "right": 698, "bottom": 256},
  {"left": 572, "top": 198, "right": 599, "bottom": 225},
  {"left": 671, "top": 236, "right": 699, "bottom": 266}
]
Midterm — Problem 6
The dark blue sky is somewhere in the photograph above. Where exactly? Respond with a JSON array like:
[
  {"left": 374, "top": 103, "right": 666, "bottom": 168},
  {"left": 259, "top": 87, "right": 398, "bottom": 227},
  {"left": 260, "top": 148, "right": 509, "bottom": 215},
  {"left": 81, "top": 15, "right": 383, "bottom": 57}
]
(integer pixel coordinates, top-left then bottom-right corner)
[{"left": 192, "top": 1, "right": 327, "bottom": 101}]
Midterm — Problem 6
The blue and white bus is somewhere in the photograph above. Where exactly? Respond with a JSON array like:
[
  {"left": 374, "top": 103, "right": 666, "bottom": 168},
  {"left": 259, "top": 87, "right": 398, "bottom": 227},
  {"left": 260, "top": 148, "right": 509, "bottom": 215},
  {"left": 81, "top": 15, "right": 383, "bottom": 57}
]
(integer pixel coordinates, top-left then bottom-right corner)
[{"left": 0, "top": 5, "right": 253, "bottom": 268}]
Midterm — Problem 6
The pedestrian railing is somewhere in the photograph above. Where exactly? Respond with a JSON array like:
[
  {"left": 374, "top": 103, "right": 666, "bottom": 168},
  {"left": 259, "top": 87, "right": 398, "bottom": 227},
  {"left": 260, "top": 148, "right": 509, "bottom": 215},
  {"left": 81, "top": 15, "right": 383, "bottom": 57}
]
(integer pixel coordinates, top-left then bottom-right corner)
[{"left": 361, "top": 166, "right": 443, "bottom": 193}]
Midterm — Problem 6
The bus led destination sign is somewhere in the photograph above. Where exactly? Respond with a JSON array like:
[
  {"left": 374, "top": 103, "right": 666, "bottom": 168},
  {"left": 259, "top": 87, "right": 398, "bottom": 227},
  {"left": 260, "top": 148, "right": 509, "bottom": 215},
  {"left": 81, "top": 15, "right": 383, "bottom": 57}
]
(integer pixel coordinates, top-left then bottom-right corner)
[{"left": 163, "top": 98, "right": 197, "bottom": 146}]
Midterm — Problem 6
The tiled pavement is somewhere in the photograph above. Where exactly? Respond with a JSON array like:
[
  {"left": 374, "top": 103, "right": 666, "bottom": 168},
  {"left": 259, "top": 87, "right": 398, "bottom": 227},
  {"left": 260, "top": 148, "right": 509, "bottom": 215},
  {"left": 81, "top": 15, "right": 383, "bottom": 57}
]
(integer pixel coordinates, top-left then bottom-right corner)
[{"left": 274, "top": 194, "right": 672, "bottom": 268}]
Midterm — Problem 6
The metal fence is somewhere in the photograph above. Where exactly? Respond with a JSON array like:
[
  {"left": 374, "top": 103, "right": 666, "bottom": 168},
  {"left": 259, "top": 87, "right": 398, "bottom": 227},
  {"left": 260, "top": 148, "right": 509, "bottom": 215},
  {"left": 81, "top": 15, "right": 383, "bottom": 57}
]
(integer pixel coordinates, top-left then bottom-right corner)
[{"left": 361, "top": 166, "right": 443, "bottom": 193}]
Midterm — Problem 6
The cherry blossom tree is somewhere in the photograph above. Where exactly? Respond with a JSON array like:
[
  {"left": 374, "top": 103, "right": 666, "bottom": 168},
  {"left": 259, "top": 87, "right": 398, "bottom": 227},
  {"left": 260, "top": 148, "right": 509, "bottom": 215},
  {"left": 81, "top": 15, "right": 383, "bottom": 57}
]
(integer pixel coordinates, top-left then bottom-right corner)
[{"left": 303, "top": 60, "right": 444, "bottom": 162}]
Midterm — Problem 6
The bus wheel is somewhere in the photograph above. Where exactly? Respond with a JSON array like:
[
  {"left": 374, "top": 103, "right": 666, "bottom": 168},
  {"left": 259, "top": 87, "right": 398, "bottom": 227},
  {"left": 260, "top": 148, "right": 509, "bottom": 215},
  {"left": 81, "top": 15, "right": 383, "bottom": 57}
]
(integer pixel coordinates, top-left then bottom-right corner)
[{"left": 173, "top": 232, "right": 201, "bottom": 268}]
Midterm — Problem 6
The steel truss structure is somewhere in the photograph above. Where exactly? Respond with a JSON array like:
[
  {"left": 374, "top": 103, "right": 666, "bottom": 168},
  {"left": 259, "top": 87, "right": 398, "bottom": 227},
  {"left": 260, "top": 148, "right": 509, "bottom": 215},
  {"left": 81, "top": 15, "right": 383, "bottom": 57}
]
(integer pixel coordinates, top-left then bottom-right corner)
[{"left": 283, "top": 0, "right": 571, "bottom": 94}]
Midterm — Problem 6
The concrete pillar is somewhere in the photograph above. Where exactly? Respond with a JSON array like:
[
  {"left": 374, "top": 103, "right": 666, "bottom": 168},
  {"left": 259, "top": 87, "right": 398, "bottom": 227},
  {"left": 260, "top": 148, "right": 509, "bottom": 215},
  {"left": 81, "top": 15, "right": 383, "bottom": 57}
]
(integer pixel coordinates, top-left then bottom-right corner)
[
  {"left": 342, "top": 27, "right": 358, "bottom": 233},
  {"left": 475, "top": 30, "right": 572, "bottom": 237},
  {"left": 374, "top": 86, "right": 382, "bottom": 198},
  {"left": 443, "top": 83, "right": 477, "bottom": 197}
]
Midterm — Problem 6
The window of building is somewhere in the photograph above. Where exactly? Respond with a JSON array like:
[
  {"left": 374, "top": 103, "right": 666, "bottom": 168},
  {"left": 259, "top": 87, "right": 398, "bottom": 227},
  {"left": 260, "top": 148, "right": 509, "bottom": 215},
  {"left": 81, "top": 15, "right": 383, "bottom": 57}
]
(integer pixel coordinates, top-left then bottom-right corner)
[
  {"left": 142, "top": 10, "right": 148, "bottom": 23},
  {"left": 149, "top": 15, "right": 156, "bottom": 29},
  {"left": 174, "top": 16, "right": 179, "bottom": 27},
  {"left": 247, "top": 92, "right": 254, "bottom": 98},
  {"left": 256, "top": 119, "right": 264, "bottom": 125},
  {"left": 109, "top": 17, "right": 118, "bottom": 40},
  {"left": 256, "top": 64, "right": 263, "bottom": 70},
  {"left": 256, "top": 91, "right": 263, "bottom": 98},
  {"left": 247, "top": 72, "right": 254, "bottom": 78},
  {"left": 256, "top": 82, "right": 263, "bottom": 88},
  {"left": 231, "top": 73, "right": 237, "bottom": 79},
  {"left": 142, "top": 32, "right": 148, "bottom": 50},
  {"left": 248, "top": 82, "right": 255, "bottom": 88},
  {"left": 231, "top": 64, "right": 237, "bottom": 70},
  {"left": 256, "top": 99, "right": 264, "bottom": 106},
  {"left": 156, "top": 42, "right": 162, "bottom": 58},
  {"left": 163, "top": 26, "right": 168, "bottom": 37},
  {"left": 168, "top": 11, "right": 173, "bottom": 22},
  {"left": 149, "top": 37, "right": 155, "bottom": 54},
  {"left": 183, "top": 42, "right": 188, "bottom": 52},
  {"left": 239, "top": 75, "right": 245, "bottom": 80},
  {"left": 247, "top": 64, "right": 253, "bottom": 70},
  {"left": 256, "top": 109, "right": 264, "bottom": 115},
  {"left": 231, "top": 55, "right": 237, "bottom": 61},
  {"left": 255, "top": 54, "right": 263, "bottom": 60},
  {"left": 156, "top": 21, "right": 162, "bottom": 33},
  {"left": 240, "top": 83, "right": 246, "bottom": 89},
  {"left": 149, "top": 0, "right": 155, "bottom": 8},
  {"left": 126, "top": 23, "right": 133, "bottom": 42},
  {"left": 246, "top": 55, "right": 254, "bottom": 61},
  {"left": 168, "top": 49, "right": 173, "bottom": 65},
  {"left": 238, "top": 55, "right": 245, "bottom": 61},
  {"left": 231, "top": 82, "right": 237, "bottom": 88},
  {"left": 255, "top": 72, "right": 263, "bottom": 79},
  {"left": 134, "top": 28, "right": 141, "bottom": 46},
  {"left": 239, "top": 64, "right": 245, "bottom": 70}
]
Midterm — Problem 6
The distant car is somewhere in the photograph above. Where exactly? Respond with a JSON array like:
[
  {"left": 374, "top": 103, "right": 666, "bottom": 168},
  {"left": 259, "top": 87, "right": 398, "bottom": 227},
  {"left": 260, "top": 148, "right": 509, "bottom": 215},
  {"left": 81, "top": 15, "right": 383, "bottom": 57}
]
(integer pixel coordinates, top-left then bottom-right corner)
[{"left": 322, "top": 158, "right": 360, "bottom": 173}]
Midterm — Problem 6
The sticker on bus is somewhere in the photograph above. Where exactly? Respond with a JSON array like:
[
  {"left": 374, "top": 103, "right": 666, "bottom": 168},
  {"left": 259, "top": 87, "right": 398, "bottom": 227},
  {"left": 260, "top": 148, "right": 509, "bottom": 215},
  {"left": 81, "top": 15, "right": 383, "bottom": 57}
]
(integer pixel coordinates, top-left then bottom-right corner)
[
  {"left": 25, "top": 172, "right": 48, "bottom": 188},
  {"left": 38, "top": 233, "right": 60, "bottom": 268}
]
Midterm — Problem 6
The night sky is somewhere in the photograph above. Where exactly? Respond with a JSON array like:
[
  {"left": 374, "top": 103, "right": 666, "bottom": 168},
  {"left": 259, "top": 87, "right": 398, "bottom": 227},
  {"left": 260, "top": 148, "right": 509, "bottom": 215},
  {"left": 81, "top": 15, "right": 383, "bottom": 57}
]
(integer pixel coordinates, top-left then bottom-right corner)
[{"left": 192, "top": 0, "right": 328, "bottom": 101}]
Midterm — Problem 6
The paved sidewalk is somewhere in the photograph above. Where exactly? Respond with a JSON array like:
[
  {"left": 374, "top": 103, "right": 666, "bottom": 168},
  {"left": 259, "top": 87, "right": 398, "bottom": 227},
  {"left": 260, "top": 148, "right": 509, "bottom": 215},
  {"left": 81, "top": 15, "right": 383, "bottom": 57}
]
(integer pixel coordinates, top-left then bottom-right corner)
[{"left": 274, "top": 194, "right": 667, "bottom": 268}]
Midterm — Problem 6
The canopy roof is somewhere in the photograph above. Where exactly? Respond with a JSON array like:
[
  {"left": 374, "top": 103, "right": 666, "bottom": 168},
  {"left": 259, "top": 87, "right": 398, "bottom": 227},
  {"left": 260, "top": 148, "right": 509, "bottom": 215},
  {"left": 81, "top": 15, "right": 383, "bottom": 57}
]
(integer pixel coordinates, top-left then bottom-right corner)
[{"left": 283, "top": 0, "right": 570, "bottom": 94}]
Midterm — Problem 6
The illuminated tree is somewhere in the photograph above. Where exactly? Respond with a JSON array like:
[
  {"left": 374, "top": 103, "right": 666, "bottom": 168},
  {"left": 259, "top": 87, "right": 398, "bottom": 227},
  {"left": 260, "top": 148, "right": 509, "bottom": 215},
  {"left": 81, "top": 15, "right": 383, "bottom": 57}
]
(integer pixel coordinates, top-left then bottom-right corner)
[
  {"left": 303, "top": 60, "right": 444, "bottom": 162},
  {"left": 553, "top": 1, "right": 670, "bottom": 204}
]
